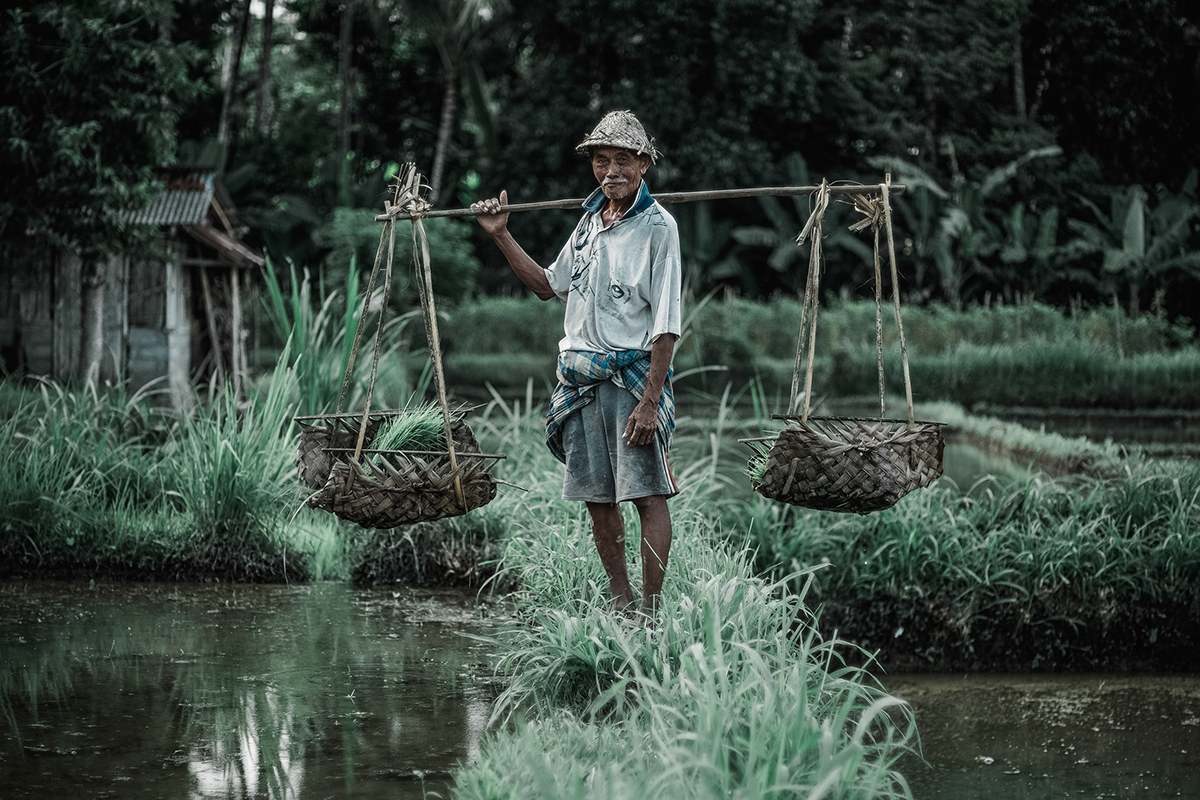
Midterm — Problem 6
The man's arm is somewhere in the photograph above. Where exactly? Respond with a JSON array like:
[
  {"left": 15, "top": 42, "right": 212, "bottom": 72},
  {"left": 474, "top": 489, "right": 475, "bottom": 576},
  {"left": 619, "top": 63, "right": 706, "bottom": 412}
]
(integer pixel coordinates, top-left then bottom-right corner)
[
  {"left": 470, "top": 190, "right": 555, "bottom": 301},
  {"left": 623, "top": 332, "right": 678, "bottom": 447}
]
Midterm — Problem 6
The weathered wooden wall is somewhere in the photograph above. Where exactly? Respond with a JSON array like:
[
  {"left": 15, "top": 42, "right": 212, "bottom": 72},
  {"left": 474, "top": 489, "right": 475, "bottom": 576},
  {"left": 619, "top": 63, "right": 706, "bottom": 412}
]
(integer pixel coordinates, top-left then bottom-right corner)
[{"left": 0, "top": 243, "right": 190, "bottom": 406}]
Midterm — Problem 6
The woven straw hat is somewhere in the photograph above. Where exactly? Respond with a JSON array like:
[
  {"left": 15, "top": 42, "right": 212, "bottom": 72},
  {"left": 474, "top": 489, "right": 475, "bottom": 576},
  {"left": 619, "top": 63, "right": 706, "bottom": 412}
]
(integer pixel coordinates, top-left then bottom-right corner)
[{"left": 575, "top": 110, "right": 659, "bottom": 163}]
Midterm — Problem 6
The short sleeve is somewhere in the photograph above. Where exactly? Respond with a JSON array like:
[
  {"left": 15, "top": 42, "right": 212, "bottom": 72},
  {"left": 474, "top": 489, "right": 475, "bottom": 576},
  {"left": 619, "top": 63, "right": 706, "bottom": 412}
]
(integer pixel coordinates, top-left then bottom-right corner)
[{"left": 648, "top": 214, "right": 682, "bottom": 340}]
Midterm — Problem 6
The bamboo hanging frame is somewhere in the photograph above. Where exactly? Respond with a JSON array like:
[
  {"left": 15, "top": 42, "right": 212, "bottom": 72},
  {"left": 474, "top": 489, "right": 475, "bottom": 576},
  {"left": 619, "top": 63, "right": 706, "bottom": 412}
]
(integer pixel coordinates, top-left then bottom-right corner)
[
  {"left": 741, "top": 176, "right": 944, "bottom": 514},
  {"left": 296, "top": 165, "right": 502, "bottom": 529}
]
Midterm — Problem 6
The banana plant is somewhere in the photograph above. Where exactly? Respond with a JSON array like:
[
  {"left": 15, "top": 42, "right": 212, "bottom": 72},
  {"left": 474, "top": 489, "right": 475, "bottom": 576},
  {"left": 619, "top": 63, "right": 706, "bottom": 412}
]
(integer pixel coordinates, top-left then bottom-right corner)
[
  {"left": 675, "top": 199, "right": 744, "bottom": 296},
  {"left": 996, "top": 202, "right": 1094, "bottom": 300},
  {"left": 731, "top": 153, "right": 874, "bottom": 293},
  {"left": 869, "top": 145, "right": 1063, "bottom": 308},
  {"left": 1065, "top": 171, "right": 1200, "bottom": 317}
]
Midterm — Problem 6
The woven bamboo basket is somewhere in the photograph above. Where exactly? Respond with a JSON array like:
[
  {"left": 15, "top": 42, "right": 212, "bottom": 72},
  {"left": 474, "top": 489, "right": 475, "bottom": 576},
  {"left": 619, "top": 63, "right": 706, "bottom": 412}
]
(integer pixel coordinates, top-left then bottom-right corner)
[
  {"left": 750, "top": 416, "right": 943, "bottom": 514},
  {"left": 295, "top": 164, "right": 503, "bottom": 528},
  {"left": 743, "top": 178, "right": 944, "bottom": 514},
  {"left": 297, "top": 411, "right": 498, "bottom": 528}
]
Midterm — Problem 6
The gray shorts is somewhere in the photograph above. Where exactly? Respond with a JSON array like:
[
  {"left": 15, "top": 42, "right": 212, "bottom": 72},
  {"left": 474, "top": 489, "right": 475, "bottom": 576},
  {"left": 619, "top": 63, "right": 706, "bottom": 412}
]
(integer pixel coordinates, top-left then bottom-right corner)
[{"left": 561, "top": 379, "right": 679, "bottom": 504}]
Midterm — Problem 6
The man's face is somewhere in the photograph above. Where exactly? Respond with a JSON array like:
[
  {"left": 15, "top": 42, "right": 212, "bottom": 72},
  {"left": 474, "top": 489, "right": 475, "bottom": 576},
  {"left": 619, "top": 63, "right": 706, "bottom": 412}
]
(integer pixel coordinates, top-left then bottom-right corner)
[{"left": 591, "top": 146, "right": 651, "bottom": 204}]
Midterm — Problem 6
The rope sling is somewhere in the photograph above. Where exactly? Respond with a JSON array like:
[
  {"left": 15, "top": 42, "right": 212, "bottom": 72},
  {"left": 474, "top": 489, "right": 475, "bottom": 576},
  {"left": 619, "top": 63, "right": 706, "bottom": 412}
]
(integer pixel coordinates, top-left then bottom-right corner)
[
  {"left": 743, "top": 176, "right": 944, "bottom": 514},
  {"left": 295, "top": 165, "right": 501, "bottom": 528}
]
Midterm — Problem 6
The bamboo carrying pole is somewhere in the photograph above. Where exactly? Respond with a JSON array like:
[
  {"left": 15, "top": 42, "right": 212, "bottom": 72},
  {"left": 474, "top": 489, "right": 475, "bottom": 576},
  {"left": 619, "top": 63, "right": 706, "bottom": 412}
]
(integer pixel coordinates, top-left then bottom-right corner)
[{"left": 374, "top": 183, "right": 906, "bottom": 222}]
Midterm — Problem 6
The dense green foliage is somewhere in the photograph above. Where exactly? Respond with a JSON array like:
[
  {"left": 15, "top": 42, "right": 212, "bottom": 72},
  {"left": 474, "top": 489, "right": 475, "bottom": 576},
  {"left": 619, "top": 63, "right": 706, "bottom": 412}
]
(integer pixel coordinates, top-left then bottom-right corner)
[
  {"left": 0, "top": 357, "right": 333, "bottom": 581},
  {"left": 3, "top": 360, "right": 1198, "bottom": 673},
  {"left": 441, "top": 401, "right": 917, "bottom": 799},
  {"left": 8, "top": 0, "right": 1196, "bottom": 331},
  {"left": 0, "top": 1, "right": 208, "bottom": 257},
  {"left": 731, "top": 458, "right": 1200, "bottom": 671}
]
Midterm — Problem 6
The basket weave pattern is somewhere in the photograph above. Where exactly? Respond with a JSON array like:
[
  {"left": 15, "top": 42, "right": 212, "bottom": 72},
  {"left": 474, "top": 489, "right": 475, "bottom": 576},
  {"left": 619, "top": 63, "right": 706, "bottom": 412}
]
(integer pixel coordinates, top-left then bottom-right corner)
[
  {"left": 754, "top": 417, "right": 944, "bottom": 514},
  {"left": 298, "top": 418, "right": 497, "bottom": 528}
]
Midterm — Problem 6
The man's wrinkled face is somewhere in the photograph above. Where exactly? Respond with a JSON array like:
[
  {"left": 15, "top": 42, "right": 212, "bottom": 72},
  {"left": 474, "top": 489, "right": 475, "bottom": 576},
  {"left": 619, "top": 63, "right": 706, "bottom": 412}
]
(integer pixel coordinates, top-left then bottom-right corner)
[{"left": 591, "top": 146, "right": 651, "bottom": 204}]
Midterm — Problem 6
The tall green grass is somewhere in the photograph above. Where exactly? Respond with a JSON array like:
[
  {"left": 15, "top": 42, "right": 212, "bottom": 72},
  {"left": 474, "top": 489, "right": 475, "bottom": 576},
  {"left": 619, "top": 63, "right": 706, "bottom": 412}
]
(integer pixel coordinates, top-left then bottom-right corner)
[
  {"left": 161, "top": 349, "right": 307, "bottom": 580},
  {"left": 726, "top": 449, "right": 1200, "bottom": 668},
  {"left": 446, "top": 394, "right": 917, "bottom": 800},
  {"left": 0, "top": 380, "right": 176, "bottom": 571},
  {"left": 0, "top": 353, "right": 350, "bottom": 581},
  {"left": 259, "top": 257, "right": 427, "bottom": 415}
]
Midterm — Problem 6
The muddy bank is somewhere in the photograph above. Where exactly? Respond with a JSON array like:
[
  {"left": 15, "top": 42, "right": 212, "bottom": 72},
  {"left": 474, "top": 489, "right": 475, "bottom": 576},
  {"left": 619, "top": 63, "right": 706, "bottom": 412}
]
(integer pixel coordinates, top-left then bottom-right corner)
[
  {"left": 0, "top": 519, "right": 509, "bottom": 589},
  {"left": 973, "top": 404, "right": 1200, "bottom": 459},
  {"left": 350, "top": 520, "right": 512, "bottom": 590},
  {"left": 817, "top": 590, "right": 1200, "bottom": 673},
  {"left": 947, "top": 428, "right": 1106, "bottom": 478}
]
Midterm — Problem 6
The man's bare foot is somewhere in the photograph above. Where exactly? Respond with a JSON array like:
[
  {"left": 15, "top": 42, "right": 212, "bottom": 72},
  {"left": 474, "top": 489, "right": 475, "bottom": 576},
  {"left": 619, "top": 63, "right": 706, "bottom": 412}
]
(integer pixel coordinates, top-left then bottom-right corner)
[{"left": 618, "top": 605, "right": 655, "bottom": 629}]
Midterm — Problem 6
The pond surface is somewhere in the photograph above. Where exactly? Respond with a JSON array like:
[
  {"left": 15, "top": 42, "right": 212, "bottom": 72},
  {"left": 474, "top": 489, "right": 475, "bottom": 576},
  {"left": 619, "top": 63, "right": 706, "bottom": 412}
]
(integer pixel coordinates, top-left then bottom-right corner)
[
  {"left": 0, "top": 581, "right": 506, "bottom": 799},
  {"left": 885, "top": 673, "right": 1200, "bottom": 799},
  {"left": 4, "top": 583, "right": 1198, "bottom": 799}
]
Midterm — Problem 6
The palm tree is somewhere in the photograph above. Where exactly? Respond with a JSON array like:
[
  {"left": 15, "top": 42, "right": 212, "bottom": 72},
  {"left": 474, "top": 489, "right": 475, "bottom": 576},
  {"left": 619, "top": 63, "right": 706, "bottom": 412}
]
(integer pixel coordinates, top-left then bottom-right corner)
[
  {"left": 997, "top": 201, "right": 1070, "bottom": 302},
  {"left": 409, "top": 0, "right": 507, "bottom": 204}
]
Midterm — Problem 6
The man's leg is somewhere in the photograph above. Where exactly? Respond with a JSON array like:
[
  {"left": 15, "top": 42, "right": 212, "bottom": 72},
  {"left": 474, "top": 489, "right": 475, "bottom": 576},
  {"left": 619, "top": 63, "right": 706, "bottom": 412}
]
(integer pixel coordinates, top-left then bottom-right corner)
[
  {"left": 631, "top": 494, "right": 672, "bottom": 613},
  {"left": 586, "top": 501, "right": 636, "bottom": 611}
]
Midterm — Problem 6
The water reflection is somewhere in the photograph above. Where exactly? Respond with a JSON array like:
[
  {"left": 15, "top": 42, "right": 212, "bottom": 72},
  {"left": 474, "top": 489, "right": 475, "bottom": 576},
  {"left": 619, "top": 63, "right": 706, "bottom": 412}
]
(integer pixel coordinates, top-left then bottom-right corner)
[{"left": 0, "top": 582, "right": 504, "bottom": 799}]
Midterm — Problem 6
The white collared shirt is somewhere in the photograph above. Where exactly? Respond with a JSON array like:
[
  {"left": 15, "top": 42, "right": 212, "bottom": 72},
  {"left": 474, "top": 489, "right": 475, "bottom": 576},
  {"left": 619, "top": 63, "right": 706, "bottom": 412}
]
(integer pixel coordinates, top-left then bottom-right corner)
[{"left": 544, "top": 182, "right": 682, "bottom": 354}]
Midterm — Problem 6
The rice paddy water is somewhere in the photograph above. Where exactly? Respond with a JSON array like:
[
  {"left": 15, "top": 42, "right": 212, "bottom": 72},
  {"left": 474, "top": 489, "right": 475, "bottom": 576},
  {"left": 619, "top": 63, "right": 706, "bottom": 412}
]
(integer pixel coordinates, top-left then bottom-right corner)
[
  {"left": 2, "top": 583, "right": 1197, "bottom": 798},
  {"left": 0, "top": 581, "right": 506, "bottom": 799}
]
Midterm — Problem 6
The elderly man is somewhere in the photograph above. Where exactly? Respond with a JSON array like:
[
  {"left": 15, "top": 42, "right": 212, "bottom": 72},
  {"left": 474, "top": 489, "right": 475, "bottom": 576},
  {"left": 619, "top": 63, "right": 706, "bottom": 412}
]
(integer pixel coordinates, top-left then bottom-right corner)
[{"left": 471, "top": 110, "right": 682, "bottom": 618}]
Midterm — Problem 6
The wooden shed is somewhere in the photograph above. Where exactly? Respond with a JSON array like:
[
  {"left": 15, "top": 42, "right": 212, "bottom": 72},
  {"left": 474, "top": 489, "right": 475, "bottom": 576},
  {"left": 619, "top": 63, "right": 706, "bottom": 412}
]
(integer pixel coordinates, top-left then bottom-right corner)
[{"left": 0, "top": 169, "right": 264, "bottom": 407}]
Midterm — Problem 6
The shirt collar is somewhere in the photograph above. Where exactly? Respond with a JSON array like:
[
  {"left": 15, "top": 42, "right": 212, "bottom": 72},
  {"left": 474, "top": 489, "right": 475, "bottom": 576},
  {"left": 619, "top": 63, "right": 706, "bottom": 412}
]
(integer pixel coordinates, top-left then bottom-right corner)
[{"left": 583, "top": 180, "right": 655, "bottom": 219}]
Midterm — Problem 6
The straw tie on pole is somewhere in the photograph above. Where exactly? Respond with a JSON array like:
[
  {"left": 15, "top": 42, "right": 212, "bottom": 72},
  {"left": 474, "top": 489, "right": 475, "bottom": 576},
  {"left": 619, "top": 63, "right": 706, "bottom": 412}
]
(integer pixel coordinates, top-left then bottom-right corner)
[
  {"left": 788, "top": 179, "right": 831, "bottom": 420},
  {"left": 841, "top": 175, "right": 917, "bottom": 427}
]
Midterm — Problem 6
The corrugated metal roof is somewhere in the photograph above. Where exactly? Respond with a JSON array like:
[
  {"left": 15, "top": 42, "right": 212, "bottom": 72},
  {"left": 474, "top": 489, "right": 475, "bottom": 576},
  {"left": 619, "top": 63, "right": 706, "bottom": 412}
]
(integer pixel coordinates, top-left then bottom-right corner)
[{"left": 129, "top": 171, "right": 215, "bottom": 226}]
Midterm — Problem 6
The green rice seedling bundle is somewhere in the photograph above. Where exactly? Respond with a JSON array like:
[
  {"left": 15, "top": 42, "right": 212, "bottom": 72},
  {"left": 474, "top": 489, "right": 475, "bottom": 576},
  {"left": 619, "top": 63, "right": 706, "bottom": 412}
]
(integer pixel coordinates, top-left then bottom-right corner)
[
  {"left": 369, "top": 401, "right": 446, "bottom": 456},
  {"left": 744, "top": 441, "right": 771, "bottom": 486}
]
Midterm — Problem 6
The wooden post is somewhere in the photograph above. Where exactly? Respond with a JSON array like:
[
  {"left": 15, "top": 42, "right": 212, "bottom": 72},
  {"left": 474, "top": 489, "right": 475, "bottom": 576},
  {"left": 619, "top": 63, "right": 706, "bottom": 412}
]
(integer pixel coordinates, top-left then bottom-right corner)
[
  {"left": 52, "top": 249, "right": 81, "bottom": 382},
  {"left": 230, "top": 265, "right": 244, "bottom": 396},
  {"left": 165, "top": 257, "right": 194, "bottom": 412},
  {"left": 198, "top": 267, "right": 227, "bottom": 386}
]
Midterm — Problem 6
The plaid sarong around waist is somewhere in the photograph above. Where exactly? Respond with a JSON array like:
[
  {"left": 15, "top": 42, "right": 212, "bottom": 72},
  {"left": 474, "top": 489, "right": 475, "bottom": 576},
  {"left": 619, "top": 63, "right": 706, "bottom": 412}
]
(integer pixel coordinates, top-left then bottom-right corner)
[{"left": 546, "top": 349, "right": 675, "bottom": 463}]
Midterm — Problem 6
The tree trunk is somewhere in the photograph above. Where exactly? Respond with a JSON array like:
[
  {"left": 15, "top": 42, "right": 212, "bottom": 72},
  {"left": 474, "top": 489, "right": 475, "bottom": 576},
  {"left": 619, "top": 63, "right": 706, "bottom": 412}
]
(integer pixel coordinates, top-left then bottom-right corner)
[
  {"left": 218, "top": 0, "right": 253, "bottom": 147},
  {"left": 80, "top": 255, "right": 106, "bottom": 388},
  {"left": 255, "top": 0, "right": 276, "bottom": 136},
  {"left": 337, "top": 0, "right": 355, "bottom": 205},
  {"left": 429, "top": 68, "right": 458, "bottom": 204},
  {"left": 1013, "top": 30, "right": 1026, "bottom": 120},
  {"left": 338, "top": 0, "right": 354, "bottom": 163}
]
